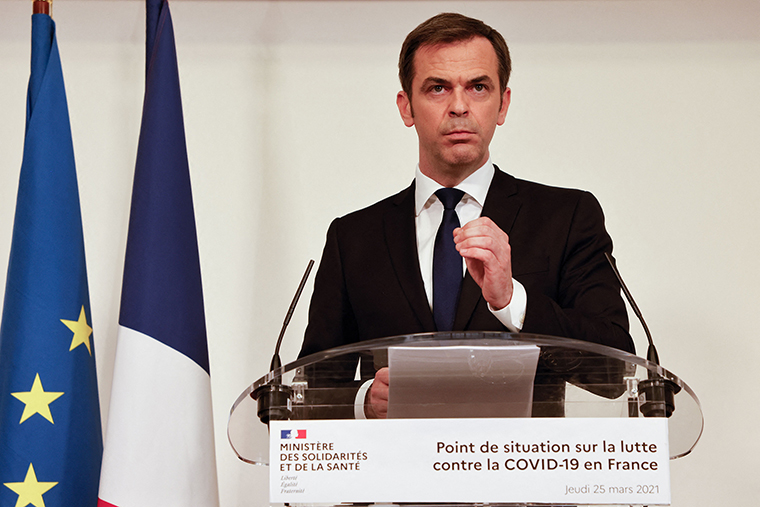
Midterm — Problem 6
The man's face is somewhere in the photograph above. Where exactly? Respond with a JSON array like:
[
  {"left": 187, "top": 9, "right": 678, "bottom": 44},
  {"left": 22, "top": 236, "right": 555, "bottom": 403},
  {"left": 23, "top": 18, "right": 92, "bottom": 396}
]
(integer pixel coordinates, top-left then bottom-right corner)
[{"left": 397, "top": 37, "right": 510, "bottom": 185}]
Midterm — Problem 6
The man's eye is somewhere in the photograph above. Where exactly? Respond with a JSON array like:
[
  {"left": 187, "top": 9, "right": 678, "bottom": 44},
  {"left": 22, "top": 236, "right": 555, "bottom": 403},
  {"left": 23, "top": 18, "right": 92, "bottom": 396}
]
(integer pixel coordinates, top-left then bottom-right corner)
[
  {"left": 473, "top": 84, "right": 486, "bottom": 92},
  {"left": 432, "top": 85, "right": 445, "bottom": 93}
]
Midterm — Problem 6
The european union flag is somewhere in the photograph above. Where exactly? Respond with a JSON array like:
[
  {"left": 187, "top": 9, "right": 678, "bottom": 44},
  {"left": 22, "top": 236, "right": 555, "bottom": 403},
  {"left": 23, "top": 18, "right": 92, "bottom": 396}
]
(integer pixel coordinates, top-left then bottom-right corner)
[{"left": 0, "top": 12, "right": 103, "bottom": 507}]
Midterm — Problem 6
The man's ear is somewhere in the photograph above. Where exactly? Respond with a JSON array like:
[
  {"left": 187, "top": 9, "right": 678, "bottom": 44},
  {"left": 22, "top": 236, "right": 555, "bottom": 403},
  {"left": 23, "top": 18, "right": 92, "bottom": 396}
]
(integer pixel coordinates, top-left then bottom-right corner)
[
  {"left": 397, "top": 91, "right": 415, "bottom": 127},
  {"left": 497, "top": 87, "right": 511, "bottom": 126}
]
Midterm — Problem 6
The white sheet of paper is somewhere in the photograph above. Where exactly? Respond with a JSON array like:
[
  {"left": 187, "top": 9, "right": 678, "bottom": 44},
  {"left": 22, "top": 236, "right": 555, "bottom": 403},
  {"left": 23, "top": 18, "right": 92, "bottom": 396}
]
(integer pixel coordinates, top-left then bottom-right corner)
[{"left": 387, "top": 344, "right": 540, "bottom": 418}]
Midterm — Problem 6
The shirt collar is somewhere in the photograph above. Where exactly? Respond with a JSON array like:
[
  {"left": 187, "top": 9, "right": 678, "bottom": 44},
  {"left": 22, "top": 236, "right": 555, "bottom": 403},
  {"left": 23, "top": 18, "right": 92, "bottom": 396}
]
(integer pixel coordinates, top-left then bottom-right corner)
[{"left": 414, "top": 160, "right": 495, "bottom": 216}]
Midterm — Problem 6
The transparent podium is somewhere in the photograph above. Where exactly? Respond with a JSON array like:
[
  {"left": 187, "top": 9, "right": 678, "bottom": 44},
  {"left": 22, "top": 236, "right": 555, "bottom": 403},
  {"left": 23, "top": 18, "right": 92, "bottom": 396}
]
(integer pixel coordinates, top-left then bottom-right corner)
[{"left": 228, "top": 332, "right": 703, "bottom": 506}]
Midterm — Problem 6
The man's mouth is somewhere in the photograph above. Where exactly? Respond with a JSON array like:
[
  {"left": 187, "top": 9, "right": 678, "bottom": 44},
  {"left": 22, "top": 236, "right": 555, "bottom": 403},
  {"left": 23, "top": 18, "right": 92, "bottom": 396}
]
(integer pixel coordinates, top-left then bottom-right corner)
[{"left": 444, "top": 129, "right": 475, "bottom": 142}]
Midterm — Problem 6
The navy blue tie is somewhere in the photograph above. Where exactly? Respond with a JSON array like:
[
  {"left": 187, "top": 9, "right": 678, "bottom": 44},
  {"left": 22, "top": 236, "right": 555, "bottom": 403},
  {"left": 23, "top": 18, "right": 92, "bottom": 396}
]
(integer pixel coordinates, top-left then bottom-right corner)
[{"left": 433, "top": 188, "right": 465, "bottom": 331}]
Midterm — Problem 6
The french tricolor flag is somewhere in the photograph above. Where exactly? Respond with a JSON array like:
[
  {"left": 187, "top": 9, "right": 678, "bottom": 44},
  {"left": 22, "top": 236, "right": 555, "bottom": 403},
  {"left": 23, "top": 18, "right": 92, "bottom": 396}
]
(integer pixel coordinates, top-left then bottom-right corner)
[
  {"left": 97, "top": 1, "right": 219, "bottom": 506},
  {"left": 281, "top": 430, "right": 307, "bottom": 439}
]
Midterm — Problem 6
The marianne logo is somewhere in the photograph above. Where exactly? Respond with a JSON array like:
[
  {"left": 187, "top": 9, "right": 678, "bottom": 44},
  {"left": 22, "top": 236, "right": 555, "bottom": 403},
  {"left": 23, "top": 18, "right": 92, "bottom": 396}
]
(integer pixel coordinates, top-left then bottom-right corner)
[{"left": 281, "top": 429, "right": 307, "bottom": 439}]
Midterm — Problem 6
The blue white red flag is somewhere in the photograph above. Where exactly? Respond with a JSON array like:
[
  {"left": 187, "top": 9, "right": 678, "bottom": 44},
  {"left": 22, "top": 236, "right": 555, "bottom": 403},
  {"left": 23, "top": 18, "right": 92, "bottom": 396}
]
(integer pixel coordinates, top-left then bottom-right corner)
[
  {"left": 0, "top": 11, "right": 102, "bottom": 507},
  {"left": 281, "top": 429, "right": 308, "bottom": 439},
  {"left": 97, "top": 1, "right": 219, "bottom": 506}
]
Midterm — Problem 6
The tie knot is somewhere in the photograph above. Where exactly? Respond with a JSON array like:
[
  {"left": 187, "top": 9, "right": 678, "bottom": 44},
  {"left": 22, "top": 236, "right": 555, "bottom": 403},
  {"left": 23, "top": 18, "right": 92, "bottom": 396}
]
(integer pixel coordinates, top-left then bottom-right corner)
[{"left": 435, "top": 188, "right": 465, "bottom": 210}]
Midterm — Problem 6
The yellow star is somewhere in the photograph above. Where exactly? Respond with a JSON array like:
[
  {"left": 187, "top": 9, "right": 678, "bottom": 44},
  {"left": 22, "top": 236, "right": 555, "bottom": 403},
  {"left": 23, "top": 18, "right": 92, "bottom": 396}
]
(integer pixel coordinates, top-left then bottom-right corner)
[
  {"left": 10, "top": 373, "right": 64, "bottom": 424},
  {"left": 61, "top": 306, "right": 92, "bottom": 355},
  {"left": 3, "top": 463, "right": 57, "bottom": 507}
]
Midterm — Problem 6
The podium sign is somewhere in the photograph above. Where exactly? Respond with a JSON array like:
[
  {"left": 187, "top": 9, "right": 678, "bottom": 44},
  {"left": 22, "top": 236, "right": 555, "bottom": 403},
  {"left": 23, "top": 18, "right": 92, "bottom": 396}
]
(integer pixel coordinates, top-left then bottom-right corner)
[{"left": 270, "top": 418, "right": 670, "bottom": 505}]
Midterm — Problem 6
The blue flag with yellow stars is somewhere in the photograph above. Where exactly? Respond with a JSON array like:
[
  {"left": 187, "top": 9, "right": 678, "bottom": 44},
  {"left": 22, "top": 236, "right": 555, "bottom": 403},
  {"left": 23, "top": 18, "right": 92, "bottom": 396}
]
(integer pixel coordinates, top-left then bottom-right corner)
[{"left": 0, "top": 11, "right": 103, "bottom": 507}]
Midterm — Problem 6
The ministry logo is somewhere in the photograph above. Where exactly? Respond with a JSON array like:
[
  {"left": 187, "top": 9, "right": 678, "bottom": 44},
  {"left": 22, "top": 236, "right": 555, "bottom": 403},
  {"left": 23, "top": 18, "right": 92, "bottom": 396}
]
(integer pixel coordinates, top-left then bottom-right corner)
[{"left": 281, "top": 429, "right": 307, "bottom": 439}]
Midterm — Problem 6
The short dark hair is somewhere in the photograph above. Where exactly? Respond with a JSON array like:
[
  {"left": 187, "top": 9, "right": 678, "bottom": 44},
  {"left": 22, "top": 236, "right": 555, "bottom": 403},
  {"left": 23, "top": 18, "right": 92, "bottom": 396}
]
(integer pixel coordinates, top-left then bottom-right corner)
[{"left": 399, "top": 13, "right": 511, "bottom": 99}]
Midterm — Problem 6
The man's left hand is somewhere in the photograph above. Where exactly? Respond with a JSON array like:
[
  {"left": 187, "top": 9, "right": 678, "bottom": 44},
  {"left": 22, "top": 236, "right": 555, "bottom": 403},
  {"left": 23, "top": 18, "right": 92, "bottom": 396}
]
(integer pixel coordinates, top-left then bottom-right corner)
[{"left": 453, "top": 216, "right": 513, "bottom": 310}]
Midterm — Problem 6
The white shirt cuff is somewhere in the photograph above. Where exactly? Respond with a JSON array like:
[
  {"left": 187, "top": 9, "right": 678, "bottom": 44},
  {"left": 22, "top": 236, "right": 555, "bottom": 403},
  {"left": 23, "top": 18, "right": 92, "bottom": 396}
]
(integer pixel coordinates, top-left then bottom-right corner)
[
  {"left": 354, "top": 379, "right": 374, "bottom": 419},
  {"left": 488, "top": 278, "right": 527, "bottom": 332}
]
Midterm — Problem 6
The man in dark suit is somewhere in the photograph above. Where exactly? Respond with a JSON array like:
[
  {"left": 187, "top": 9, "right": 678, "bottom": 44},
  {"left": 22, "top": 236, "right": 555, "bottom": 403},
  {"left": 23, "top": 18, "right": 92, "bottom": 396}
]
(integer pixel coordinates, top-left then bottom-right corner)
[{"left": 299, "top": 13, "right": 634, "bottom": 418}]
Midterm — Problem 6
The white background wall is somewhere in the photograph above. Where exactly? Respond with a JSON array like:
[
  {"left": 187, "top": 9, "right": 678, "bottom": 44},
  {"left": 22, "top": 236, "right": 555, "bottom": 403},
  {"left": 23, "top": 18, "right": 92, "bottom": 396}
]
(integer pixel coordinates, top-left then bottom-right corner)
[{"left": 1, "top": 0, "right": 758, "bottom": 505}]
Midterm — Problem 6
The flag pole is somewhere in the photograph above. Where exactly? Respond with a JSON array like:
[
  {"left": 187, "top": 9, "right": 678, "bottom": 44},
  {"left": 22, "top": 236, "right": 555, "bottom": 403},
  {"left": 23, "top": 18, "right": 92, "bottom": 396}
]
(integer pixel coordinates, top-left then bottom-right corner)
[{"left": 32, "top": 0, "right": 51, "bottom": 16}]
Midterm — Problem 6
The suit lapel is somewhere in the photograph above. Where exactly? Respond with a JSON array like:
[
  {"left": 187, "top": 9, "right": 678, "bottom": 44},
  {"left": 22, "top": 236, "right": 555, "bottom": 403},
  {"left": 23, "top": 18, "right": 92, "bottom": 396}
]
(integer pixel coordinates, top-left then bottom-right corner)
[
  {"left": 384, "top": 182, "right": 437, "bottom": 331},
  {"left": 454, "top": 168, "right": 521, "bottom": 329}
]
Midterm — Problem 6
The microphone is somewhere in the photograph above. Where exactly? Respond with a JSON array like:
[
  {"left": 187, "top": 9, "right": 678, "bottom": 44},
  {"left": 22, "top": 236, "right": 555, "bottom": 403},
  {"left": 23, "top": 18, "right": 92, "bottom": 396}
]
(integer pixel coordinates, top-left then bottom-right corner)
[
  {"left": 604, "top": 253, "right": 680, "bottom": 418},
  {"left": 252, "top": 259, "right": 315, "bottom": 425}
]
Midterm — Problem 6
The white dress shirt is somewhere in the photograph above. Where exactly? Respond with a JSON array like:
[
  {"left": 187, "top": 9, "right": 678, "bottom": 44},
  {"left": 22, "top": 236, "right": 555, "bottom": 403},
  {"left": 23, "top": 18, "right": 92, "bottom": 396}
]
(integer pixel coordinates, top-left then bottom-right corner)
[{"left": 414, "top": 160, "right": 526, "bottom": 331}]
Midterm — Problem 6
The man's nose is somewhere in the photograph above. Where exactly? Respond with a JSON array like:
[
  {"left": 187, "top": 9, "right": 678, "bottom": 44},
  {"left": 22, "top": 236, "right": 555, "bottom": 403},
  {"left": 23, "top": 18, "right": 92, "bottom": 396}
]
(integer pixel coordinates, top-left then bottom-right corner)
[{"left": 448, "top": 88, "right": 469, "bottom": 117}]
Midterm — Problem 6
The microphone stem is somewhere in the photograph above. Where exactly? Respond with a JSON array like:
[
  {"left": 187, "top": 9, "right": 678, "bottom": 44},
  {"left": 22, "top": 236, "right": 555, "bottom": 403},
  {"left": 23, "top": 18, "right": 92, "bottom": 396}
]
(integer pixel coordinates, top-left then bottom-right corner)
[
  {"left": 603, "top": 253, "right": 660, "bottom": 366},
  {"left": 271, "top": 259, "right": 315, "bottom": 372}
]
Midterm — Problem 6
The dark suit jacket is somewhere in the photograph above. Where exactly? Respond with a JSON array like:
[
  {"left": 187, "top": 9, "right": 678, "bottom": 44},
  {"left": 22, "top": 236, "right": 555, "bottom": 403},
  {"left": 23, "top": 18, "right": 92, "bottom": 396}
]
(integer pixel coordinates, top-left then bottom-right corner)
[{"left": 299, "top": 168, "right": 634, "bottom": 416}]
